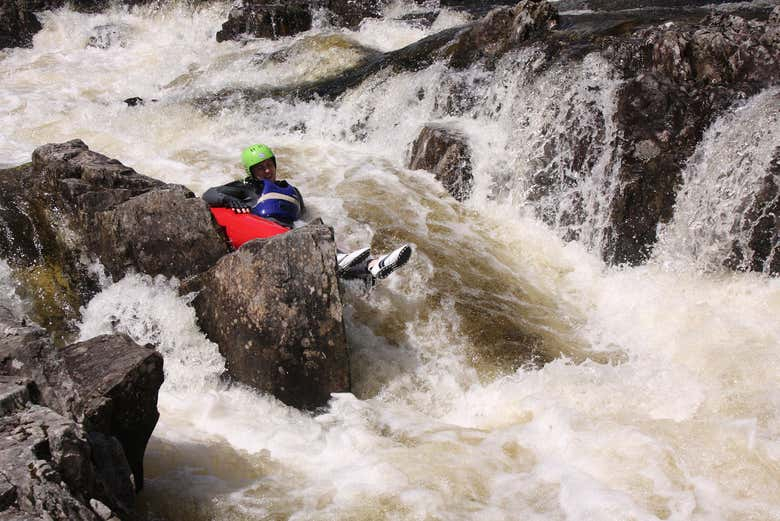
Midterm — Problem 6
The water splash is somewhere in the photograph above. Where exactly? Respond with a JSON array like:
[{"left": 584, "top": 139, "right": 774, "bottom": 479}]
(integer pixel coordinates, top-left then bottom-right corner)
[{"left": 654, "top": 88, "right": 780, "bottom": 274}]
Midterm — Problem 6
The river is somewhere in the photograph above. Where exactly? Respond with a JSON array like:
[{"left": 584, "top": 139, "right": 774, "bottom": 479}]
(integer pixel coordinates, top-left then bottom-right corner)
[{"left": 1, "top": 2, "right": 779, "bottom": 520}]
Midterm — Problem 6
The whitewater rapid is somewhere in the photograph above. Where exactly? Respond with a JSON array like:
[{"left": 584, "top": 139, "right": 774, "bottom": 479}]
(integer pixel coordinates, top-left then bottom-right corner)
[{"left": 2, "top": 3, "right": 780, "bottom": 520}]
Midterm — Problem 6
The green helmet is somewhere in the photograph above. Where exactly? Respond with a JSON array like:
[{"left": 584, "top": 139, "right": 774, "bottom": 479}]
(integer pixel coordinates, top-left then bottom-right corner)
[{"left": 241, "top": 144, "right": 276, "bottom": 176}]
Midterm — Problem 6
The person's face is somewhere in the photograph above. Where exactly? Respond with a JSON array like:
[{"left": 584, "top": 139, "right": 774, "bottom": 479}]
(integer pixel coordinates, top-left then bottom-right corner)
[{"left": 250, "top": 158, "right": 276, "bottom": 181}]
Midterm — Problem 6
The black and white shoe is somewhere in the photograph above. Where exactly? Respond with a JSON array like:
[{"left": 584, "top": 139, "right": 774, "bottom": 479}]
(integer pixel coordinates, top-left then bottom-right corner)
[
  {"left": 337, "top": 247, "right": 371, "bottom": 276},
  {"left": 369, "top": 244, "right": 412, "bottom": 279}
]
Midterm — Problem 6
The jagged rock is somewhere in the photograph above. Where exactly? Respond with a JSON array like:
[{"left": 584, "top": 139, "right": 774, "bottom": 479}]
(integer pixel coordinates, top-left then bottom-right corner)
[
  {"left": 0, "top": 308, "right": 164, "bottom": 496},
  {"left": 603, "top": 8, "right": 780, "bottom": 265},
  {"left": 215, "top": 0, "right": 387, "bottom": 42},
  {"left": 86, "top": 185, "right": 228, "bottom": 282},
  {"left": 0, "top": 405, "right": 103, "bottom": 520},
  {"left": 86, "top": 24, "right": 128, "bottom": 49},
  {"left": 0, "top": 140, "right": 229, "bottom": 335},
  {"left": 0, "top": 376, "right": 37, "bottom": 416},
  {"left": 58, "top": 334, "right": 163, "bottom": 493},
  {"left": 726, "top": 147, "right": 780, "bottom": 275},
  {"left": 409, "top": 124, "right": 473, "bottom": 201},
  {"left": 187, "top": 224, "right": 350, "bottom": 410},
  {"left": 442, "top": 0, "right": 559, "bottom": 69},
  {"left": 216, "top": 0, "right": 313, "bottom": 42}
]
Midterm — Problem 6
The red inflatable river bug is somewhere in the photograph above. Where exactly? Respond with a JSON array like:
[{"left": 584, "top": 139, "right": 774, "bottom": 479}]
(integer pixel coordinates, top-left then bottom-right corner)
[{"left": 209, "top": 207, "right": 290, "bottom": 249}]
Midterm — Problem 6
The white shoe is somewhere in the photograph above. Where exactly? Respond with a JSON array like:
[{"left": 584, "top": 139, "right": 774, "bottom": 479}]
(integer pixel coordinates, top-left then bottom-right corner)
[
  {"left": 337, "top": 247, "right": 371, "bottom": 276},
  {"left": 369, "top": 245, "right": 412, "bottom": 279}
]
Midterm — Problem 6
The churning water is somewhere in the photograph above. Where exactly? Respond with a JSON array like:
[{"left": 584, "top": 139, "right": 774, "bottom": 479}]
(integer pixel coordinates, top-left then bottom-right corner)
[{"left": 2, "top": 2, "right": 780, "bottom": 520}]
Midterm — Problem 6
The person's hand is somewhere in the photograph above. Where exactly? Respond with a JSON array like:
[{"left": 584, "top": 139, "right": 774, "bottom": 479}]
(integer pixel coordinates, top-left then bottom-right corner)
[{"left": 228, "top": 200, "right": 251, "bottom": 214}]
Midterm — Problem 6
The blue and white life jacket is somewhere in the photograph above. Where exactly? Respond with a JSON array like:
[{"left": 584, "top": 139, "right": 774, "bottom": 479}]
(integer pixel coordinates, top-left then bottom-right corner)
[{"left": 251, "top": 180, "right": 301, "bottom": 224}]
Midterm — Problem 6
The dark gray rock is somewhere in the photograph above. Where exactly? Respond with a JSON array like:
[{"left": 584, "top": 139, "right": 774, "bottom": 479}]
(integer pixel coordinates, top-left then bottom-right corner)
[
  {"left": 58, "top": 334, "right": 163, "bottom": 493},
  {"left": 603, "top": 8, "right": 780, "bottom": 266},
  {"left": 0, "top": 308, "right": 163, "bottom": 496},
  {"left": 215, "top": 0, "right": 387, "bottom": 42},
  {"left": 0, "top": 405, "right": 102, "bottom": 521},
  {"left": 441, "top": 0, "right": 559, "bottom": 69},
  {"left": 216, "top": 0, "right": 313, "bottom": 42},
  {"left": 409, "top": 124, "right": 473, "bottom": 201},
  {"left": 86, "top": 185, "right": 229, "bottom": 282},
  {"left": 0, "top": 140, "right": 229, "bottom": 336},
  {"left": 0, "top": 0, "right": 43, "bottom": 49},
  {"left": 0, "top": 322, "right": 163, "bottom": 492},
  {"left": 0, "top": 376, "right": 37, "bottom": 416},
  {"left": 188, "top": 224, "right": 350, "bottom": 410},
  {"left": 325, "top": 0, "right": 384, "bottom": 28}
]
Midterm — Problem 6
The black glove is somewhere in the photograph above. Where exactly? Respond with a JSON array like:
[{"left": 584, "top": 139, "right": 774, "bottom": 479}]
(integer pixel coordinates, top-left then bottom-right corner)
[{"left": 228, "top": 199, "right": 251, "bottom": 214}]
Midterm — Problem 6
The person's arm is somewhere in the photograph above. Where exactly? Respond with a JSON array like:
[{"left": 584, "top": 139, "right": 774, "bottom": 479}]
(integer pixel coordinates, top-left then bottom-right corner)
[{"left": 202, "top": 181, "right": 257, "bottom": 212}]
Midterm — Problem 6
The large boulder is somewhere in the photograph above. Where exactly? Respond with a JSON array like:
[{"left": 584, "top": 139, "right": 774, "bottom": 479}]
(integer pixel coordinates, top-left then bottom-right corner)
[
  {"left": 0, "top": 373, "right": 141, "bottom": 520},
  {"left": 603, "top": 9, "right": 780, "bottom": 265},
  {"left": 0, "top": 307, "right": 164, "bottom": 496},
  {"left": 187, "top": 224, "right": 350, "bottom": 410},
  {"left": 409, "top": 124, "right": 474, "bottom": 202},
  {"left": 0, "top": 140, "right": 229, "bottom": 336}
]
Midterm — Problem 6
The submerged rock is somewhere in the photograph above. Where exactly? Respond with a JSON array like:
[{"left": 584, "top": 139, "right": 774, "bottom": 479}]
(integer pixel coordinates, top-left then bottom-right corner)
[
  {"left": 409, "top": 124, "right": 474, "bottom": 201},
  {"left": 187, "top": 224, "right": 350, "bottom": 410},
  {"left": 86, "top": 23, "right": 129, "bottom": 49}
]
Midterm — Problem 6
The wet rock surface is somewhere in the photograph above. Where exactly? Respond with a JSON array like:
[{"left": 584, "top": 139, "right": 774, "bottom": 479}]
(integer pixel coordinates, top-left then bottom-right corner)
[
  {"left": 86, "top": 24, "right": 129, "bottom": 49},
  {"left": 726, "top": 146, "right": 780, "bottom": 275},
  {"left": 0, "top": 305, "right": 163, "bottom": 520},
  {"left": 0, "top": 308, "right": 164, "bottom": 494},
  {"left": 187, "top": 224, "right": 350, "bottom": 410},
  {"left": 0, "top": 0, "right": 45, "bottom": 48},
  {"left": 409, "top": 124, "right": 474, "bottom": 201},
  {"left": 602, "top": 7, "right": 780, "bottom": 266},
  {"left": 216, "top": 0, "right": 313, "bottom": 42},
  {"left": 442, "top": 0, "right": 559, "bottom": 69},
  {"left": 215, "top": 0, "right": 385, "bottom": 42},
  {"left": 0, "top": 140, "right": 229, "bottom": 336}
]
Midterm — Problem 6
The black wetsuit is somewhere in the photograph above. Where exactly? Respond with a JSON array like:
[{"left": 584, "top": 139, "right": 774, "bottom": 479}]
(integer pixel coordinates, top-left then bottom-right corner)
[{"left": 202, "top": 178, "right": 304, "bottom": 228}]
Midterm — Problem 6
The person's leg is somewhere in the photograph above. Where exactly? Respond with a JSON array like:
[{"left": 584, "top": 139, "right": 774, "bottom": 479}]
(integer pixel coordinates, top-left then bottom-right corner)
[
  {"left": 337, "top": 247, "right": 371, "bottom": 276},
  {"left": 368, "top": 245, "right": 413, "bottom": 279}
]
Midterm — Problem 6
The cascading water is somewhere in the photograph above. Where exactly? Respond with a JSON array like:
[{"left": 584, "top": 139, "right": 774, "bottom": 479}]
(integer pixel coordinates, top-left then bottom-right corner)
[
  {"left": 653, "top": 88, "right": 780, "bottom": 274},
  {"left": 2, "top": 2, "right": 779, "bottom": 520}
]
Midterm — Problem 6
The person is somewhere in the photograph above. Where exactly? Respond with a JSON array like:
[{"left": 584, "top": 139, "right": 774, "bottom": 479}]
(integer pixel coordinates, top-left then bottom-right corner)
[{"left": 202, "top": 143, "right": 412, "bottom": 281}]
